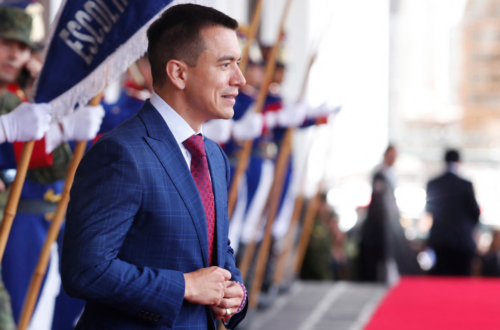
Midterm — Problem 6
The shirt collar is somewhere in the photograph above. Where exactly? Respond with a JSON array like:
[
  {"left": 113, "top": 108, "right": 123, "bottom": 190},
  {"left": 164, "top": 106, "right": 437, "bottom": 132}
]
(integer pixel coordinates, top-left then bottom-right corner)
[
  {"left": 150, "top": 91, "right": 202, "bottom": 144},
  {"left": 446, "top": 161, "right": 459, "bottom": 175}
]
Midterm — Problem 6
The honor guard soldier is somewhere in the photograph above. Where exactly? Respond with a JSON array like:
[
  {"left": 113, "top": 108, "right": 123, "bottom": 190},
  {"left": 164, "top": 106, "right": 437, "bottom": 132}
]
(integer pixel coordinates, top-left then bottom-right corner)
[
  {"left": 95, "top": 55, "right": 153, "bottom": 143},
  {"left": 0, "top": 3, "right": 105, "bottom": 329},
  {"left": 0, "top": 4, "right": 53, "bottom": 329}
]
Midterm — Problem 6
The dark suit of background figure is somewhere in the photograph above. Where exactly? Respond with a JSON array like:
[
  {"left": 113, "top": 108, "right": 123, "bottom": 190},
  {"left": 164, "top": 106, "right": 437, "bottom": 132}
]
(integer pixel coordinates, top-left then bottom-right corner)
[
  {"left": 359, "top": 167, "right": 419, "bottom": 282},
  {"left": 359, "top": 168, "right": 395, "bottom": 282},
  {"left": 426, "top": 171, "right": 480, "bottom": 276},
  {"left": 62, "top": 102, "right": 247, "bottom": 330}
]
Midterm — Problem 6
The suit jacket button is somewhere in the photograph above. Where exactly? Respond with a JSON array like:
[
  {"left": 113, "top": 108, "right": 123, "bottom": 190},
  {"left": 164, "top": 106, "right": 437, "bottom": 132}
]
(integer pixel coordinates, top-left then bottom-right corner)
[
  {"left": 137, "top": 310, "right": 144, "bottom": 317},
  {"left": 154, "top": 315, "right": 160, "bottom": 322}
]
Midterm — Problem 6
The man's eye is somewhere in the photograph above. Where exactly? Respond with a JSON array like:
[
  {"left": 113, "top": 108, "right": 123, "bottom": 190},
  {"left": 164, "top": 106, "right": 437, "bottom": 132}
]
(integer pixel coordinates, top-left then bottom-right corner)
[{"left": 222, "top": 63, "right": 230, "bottom": 68}]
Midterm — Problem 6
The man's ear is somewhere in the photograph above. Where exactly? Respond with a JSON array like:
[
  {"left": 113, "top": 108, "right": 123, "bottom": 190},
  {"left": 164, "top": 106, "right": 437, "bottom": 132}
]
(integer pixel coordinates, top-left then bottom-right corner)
[{"left": 166, "top": 60, "right": 187, "bottom": 90}]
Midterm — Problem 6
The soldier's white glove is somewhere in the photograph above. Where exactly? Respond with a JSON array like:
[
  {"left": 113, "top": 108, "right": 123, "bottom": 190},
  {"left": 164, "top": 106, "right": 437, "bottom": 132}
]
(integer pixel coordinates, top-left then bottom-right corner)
[
  {"left": 264, "top": 101, "right": 308, "bottom": 129},
  {"left": 233, "top": 111, "right": 263, "bottom": 140},
  {"left": 45, "top": 105, "right": 105, "bottom": 153},
  {"left": 307, "top": 103, "right": 342, "bottom": 119},
  {"left": 61, "top": 105, "right": 105, "bottom": 142},
  {"left": 203, "top": 119, "right": 233, "bottom": 144},
  {"left": 0, "top": 103, "right": 51, "bottom": 144}
]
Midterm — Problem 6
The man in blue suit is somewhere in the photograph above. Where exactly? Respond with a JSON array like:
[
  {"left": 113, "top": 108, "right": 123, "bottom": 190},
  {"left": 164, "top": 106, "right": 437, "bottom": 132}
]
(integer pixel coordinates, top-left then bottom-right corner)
[{"left": 61, "top": 4, "right": 247, "bottom": 329}]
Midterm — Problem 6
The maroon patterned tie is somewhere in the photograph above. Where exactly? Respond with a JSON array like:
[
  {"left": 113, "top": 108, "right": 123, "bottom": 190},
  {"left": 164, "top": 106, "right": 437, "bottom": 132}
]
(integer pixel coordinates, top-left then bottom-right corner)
[{"left": 183, "top": 134, "right": 215, "bottom": 266}]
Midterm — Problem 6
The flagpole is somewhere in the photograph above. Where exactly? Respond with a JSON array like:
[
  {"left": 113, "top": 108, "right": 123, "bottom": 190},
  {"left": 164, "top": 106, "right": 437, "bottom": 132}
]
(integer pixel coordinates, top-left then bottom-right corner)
[
  {"left": 293, "top": 118, "right": 336, "bottom": 278},
  {"left": 248, "top": 128, "right": 292, "bottom": 309},
  {"left": 0, "top": 141, "right": 35, "bottom": 263},
  {"left": 272, "top": 132, "right": 316, "bottom": 285},
  {"left": 17, "top": 93, "right": 102, "bottom": 330},
  {"left": 239, "top": 0, "right": 264, "bottom": 75},
  {"left": 228, "top": 0, "right": 291, "bottom": 220}
]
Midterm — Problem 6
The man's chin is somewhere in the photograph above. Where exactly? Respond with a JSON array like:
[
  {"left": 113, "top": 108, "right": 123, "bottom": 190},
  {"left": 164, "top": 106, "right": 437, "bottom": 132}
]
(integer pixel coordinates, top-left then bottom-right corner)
[{"left": 219, "top": 108, "right": 234, "bottom": 120}]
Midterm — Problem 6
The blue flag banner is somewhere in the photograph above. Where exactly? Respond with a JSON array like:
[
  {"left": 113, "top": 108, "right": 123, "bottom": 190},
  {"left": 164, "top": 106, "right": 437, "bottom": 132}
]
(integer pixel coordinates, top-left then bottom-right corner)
[{"left": 33, "top": 0, "right": 193, "bottom": 118}]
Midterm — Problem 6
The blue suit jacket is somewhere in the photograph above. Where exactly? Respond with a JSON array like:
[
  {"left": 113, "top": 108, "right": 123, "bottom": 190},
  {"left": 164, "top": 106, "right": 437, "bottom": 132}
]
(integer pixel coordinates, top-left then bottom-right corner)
[{"left": 61, "top": 100, "right": 247, "bottom": 329}]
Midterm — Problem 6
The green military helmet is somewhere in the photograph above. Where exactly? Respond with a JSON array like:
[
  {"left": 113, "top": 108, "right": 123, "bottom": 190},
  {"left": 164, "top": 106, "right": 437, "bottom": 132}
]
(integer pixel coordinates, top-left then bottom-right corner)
[{"left": 0, "top": 5, "right": 37, "bottom": 49}]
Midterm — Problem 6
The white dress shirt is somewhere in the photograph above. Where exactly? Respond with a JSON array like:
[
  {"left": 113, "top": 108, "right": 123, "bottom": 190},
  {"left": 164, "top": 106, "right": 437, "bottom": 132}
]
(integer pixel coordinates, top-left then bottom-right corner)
[{"left": 150, "top": 92, "right": 201, "bottom": 168}]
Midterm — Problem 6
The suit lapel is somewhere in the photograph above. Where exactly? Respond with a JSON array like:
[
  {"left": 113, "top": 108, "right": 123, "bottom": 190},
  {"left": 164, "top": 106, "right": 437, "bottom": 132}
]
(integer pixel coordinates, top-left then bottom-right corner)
[
  {"left": 138, "top": 102, "right": 209, "bottom": 267},
  {"left": 205, "top": 140, "right": 226, "bottom": 268}
]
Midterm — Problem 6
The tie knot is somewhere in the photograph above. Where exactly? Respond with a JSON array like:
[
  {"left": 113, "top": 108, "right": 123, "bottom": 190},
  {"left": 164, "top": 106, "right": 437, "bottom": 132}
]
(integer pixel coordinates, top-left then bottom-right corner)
[{"left": 182, "top": 134, "right": 206, "bottom": 158}]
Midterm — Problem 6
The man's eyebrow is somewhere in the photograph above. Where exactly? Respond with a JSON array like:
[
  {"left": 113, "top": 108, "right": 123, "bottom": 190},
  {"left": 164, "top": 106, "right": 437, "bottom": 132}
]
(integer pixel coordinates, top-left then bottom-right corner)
[{"left": 218, "top": 55, "right": 241, "bottom": 62}]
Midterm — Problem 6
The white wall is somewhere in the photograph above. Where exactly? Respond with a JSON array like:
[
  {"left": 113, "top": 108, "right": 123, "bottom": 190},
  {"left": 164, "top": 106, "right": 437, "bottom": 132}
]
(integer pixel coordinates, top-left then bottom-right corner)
[
  {"left": 306, "top": 0, "right": 390, "bottom": 181},
  {"left": 260, "top": 0, "right": 310, "bottom": 103}
]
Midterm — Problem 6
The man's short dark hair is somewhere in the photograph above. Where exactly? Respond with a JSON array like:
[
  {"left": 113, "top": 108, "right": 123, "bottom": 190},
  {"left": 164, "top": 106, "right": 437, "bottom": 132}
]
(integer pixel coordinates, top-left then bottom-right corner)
[
  {"left": 445, "top": 149, "right": 460, "bottom": 163},
  {"left": 147, "top": 4, "right": 238, "bottom": 87}
]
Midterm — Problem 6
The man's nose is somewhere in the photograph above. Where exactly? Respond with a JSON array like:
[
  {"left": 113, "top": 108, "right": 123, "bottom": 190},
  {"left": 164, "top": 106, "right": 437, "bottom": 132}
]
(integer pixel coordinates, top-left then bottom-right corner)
[{"left": 232, "top": 66, "right": 246, "bottom": 88}]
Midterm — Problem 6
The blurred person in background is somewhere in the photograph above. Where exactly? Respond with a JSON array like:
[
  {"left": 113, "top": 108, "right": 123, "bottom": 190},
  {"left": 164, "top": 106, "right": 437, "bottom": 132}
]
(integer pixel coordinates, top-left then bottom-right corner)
[
  {"left": 359, "top": 145, "right": 419, "bottom": 283},
  {"left": 480, "top": 229, "right": 500, "bottom": 277},
  {"left": 94, "top": 55, "right": 153, "bottom": 142},
  {"left": 300, "top": 195, "right": 336, "bottom": 281},
  {"left": 300, "top": 195, "right": 347, "bottom": 281},
  {"left": 426, "top": 149, "right": 480, "bottom": 276}
]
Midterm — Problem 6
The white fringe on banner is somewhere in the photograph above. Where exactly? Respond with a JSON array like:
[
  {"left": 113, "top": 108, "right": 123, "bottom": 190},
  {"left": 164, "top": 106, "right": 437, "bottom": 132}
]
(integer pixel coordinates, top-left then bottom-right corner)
[{"left": 32, "top": 0, "right": 194, "bottom": 120}]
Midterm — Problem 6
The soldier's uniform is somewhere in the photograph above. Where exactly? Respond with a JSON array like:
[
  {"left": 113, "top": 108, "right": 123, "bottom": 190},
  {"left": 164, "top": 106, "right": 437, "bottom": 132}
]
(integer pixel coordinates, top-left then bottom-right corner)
[
  {"left": 0, "top": 92, "right": 18, "bottom": 330},
  {"left": 0, "top": 4, "right": 53, "bottom": 329},
  {"left": 95, "top": 80, "right": 151, "bottom": 141},
  {"left": 1, "top": 4, "right": 86, "bottom": 330}
]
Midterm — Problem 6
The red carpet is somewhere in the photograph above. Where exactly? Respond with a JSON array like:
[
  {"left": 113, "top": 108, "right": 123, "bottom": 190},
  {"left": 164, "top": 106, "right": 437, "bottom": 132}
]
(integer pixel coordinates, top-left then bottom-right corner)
[{"left": 364, "top": 277, "right": 500, "bottom": 330}]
